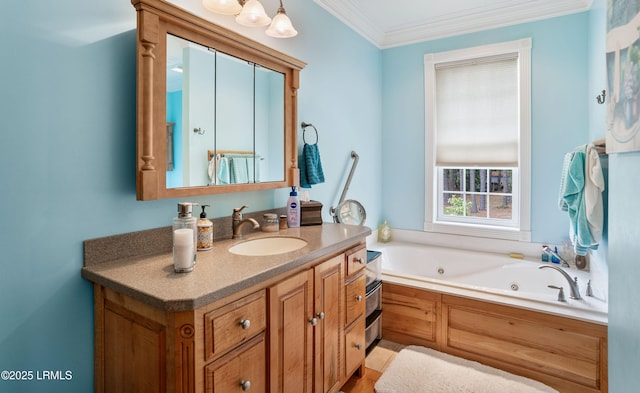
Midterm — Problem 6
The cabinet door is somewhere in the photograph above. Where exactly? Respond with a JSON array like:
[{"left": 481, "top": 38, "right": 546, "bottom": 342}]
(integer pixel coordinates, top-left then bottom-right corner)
[
  {"left": 268, "top": 269, "right": 314, "bottom": 393},
  {"left": 314, "top": 255, "right": 344, "bottom": 393}
]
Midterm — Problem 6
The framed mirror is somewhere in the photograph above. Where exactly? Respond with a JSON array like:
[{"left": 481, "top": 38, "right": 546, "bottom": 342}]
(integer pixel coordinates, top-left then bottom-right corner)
[{"left": 133, "top": 0, "right": 305, "bottom": 200}]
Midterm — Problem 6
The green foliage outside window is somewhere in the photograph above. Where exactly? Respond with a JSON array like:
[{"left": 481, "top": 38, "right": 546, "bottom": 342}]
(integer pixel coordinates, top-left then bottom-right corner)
[{"left": 445, "top": 195, "right": 472, "bottom": 216}]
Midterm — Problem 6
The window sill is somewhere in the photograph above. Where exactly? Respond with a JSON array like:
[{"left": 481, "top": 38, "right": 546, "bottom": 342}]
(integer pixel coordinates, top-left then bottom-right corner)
[
  {"left": 425, "top": 221, "right": 531, "bottom": 242},
  {"left": 371, "top": 228, "right": 541, "bottom": 259}
]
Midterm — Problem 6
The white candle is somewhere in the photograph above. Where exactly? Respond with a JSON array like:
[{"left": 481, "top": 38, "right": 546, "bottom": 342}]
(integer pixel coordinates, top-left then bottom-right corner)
[{"left": 174, "top": 228, "right": 194, "bottom": 271}]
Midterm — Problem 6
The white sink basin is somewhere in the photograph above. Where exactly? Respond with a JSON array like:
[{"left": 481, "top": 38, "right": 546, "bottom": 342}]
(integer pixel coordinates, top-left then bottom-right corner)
[{"left": 228, "top": 237, "right": 308, "bottom": 256}]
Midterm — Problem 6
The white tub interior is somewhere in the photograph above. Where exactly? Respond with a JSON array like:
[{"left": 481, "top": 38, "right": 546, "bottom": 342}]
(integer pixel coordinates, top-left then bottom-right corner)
[{"left": 368, "top": 241, "right": 608, "bottom": 325}]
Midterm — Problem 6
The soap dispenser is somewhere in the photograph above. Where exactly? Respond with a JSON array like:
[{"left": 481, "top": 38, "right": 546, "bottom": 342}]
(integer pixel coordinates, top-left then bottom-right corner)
[
  {"left": 287, "top": 186, "right": 301, "bottom": 228},
  {"left": 173, "top": 202, "right": 197, "bottom": 273},
  {"left": 197, "top": 205, "right": 213, "bottom": 251},
  {"left": 378, "top": 219, "right": 392, "bottom": 243}
]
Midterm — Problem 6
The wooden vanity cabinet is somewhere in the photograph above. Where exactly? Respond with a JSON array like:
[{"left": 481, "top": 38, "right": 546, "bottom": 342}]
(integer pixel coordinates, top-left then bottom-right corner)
[
  {"left": 92, "top": 240, "right": 368, "bottom": 393},
  {"left": 268, "top": 254, "right": 344, "bottom": 393}
]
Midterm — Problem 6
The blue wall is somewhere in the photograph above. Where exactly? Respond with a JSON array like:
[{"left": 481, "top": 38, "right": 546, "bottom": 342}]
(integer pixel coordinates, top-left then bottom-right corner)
[
  {"left": 609, "top": 152, "right": 640, "bottom": 392},
  {"left": 3, "top": 0, "right": 634, "bottom": 391},
  {"left": 0, "top": 0, "right": 380, "bottom": 391},
  {"left": 380, "top": 12, "right": 592, "bottom": 246}
]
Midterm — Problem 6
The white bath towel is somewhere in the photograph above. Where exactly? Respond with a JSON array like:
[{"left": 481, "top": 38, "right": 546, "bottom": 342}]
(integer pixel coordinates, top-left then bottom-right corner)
[
  {"left": 375, "top": 345, "right": 558, "bottom": 393},
  {"left": 584, "top": 143, "right": 605, "bottom": 244}
]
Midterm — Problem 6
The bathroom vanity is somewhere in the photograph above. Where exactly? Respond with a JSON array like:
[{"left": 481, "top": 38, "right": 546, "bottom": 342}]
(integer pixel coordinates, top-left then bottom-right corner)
[{"left": 82, "top": 223, "right": 371, "bottom": 393}]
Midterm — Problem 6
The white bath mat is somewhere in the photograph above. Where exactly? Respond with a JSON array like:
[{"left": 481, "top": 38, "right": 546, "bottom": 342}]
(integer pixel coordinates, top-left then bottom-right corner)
[{"left": 374, "top": 345, "right": 558, "bottom": 393}]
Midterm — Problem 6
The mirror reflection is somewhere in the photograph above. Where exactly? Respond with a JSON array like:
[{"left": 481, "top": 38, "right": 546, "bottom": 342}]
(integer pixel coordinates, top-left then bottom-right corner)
[{"left": 165, "top": 34, "right": 285, "bottom": 189}]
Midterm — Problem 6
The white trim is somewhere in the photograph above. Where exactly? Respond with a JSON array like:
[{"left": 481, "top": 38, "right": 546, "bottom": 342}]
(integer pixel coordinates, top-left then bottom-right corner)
[
  {"left": 313, "top": 0, "right": 590, "bottom": 49},
  {"left": 373, "top": 228, "right": 538, "bottom": 257},
  {"left": 424, "top": 38, "right": 532, "bottom": 242}
]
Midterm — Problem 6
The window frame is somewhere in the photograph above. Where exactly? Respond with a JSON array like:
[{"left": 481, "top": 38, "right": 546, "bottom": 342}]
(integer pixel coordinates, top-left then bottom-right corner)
[
  {"left": 424, "top": 38, "right": 532, "bottom": 242},
  {"left": 437, "top": 167, "right": 519, "bottom": 228}
]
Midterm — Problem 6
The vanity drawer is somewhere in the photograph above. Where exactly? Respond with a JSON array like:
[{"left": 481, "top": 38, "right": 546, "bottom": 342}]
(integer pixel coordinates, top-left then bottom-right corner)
[
  {"left": 205, "top": 333, "right": 266, "bottom": 393},
  {"left": 204, "top": 290, "right": 266, "bottom": 362},
  {"left": 345, "top": 272, "right": 366, "bottom": 327},
  {"left": 345, "top": 246, "right": 367, "bottom": 277},
  {"left": 345, "top": 317, "right": 366, "bottom": 377}
]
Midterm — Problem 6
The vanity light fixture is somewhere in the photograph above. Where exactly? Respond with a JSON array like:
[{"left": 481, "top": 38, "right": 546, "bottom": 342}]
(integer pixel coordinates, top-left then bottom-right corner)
[
  {"left": 236, "top": 0, "right": 272, "bottom": 26},
  {"left": 265, "top": 0, "right": 297, "bottom": 38},
  {"left": 202, "top": 0, "right": 297, "bottom": 38},
  {"left": 202, "top": 0, "right": 242, "bottom": 15}
]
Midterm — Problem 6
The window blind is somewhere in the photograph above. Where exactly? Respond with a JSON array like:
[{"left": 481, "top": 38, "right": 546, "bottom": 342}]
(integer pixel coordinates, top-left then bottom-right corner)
[{"left": 435, "top": 55, "right": 519, "bottom": 167}]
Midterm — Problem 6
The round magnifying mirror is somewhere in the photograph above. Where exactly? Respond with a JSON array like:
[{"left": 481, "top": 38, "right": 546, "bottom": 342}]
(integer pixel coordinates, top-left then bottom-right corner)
[{"left": 335, "top": 199, "right": 366, "bottom": 225}]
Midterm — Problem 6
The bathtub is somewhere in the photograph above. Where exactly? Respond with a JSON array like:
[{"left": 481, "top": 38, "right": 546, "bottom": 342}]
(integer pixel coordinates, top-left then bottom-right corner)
[{"left": 369, "top": 241, "right": 608, "bottom": 325}]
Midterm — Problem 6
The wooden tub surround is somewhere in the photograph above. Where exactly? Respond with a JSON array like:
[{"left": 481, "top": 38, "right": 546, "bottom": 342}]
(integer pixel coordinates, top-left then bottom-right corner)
[
  {"left": 382, "top": 282, "right": 608, "bottom": 393},
  {"left": 82, "top": 223, "right": 371, "bottom": 393}
]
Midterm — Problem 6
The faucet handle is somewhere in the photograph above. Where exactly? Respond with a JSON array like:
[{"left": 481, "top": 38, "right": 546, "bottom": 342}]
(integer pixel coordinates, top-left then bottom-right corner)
[
  {"left": 586, "top": 280, "right": 593, "bottom": 297},
  {"left": 547, "top": 285, "right": 567, "bottom": 302},
  {"left": 233, "top": 205, "right": 249, "bottom": 219}
]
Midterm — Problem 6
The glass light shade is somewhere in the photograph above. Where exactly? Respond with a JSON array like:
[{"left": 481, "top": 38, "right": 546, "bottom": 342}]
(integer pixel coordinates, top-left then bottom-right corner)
[
  {"left": 266, "top": 9, "right": 298, "bottom": 38},
  {"left": 202, "top": 0, "right": 242, "bottom": 15},
  {"left": 235, "top": 0, "right": 271, "bottom": 27}
]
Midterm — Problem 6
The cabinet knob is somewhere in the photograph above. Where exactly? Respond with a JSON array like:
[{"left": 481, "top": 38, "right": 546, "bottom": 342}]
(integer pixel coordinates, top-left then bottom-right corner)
[
  {"left": 316, "top": 311, "right": 325, "bottom": 320},
  {"left": 355, "top": 343, "right": 362, "bottom": 350},
  {"left": 240, "top": 380, "right": 251, "bottom": 391},
  {"left": 239, "top": 319, "right": 251, "bottom": 330},
  {"left": 355, "top": 257, "right": 365, "bottom": 265},
  {"left": 355, "top": 295, "right": 363, "bottom": 302},
  {"left": 309, "top": 317, "right": 318, "bottom": 326}
]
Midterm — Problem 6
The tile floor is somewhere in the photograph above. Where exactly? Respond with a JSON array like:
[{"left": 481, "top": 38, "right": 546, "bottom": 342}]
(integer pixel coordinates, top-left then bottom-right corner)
[
  {"left": 339, "top": 339, "right": 405, "bottom": 393},
  {"left": 365, "top": 339, "right": 405, "bottom": 373}
]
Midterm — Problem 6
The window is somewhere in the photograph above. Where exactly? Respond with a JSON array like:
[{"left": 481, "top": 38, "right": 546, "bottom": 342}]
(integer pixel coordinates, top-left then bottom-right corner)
[{"left": 424, "top": 39, "right": 531, "bottom": 241}]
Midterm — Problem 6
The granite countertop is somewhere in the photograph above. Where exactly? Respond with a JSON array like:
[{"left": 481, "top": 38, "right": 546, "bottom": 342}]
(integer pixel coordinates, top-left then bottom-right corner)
[{"left": 82, "top": 223, "right": 371, "bottom": 312}]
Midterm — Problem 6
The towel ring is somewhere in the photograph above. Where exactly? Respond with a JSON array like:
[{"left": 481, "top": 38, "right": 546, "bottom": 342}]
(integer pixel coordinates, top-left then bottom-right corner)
[{"left": 301, "top": 122, "right": 319, "bottom": 144}]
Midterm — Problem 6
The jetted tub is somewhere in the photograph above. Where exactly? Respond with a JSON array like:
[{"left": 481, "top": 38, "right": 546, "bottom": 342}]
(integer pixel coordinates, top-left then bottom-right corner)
[{"left": 369, "top": 241, "right": 608, "bottom": 325}]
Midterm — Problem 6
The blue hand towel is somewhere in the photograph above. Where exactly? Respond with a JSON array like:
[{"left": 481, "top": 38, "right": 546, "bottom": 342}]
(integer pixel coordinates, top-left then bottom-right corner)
[
  {"left": 300, "top": 143, "right": 325, "bottom": 188},
  {"left": 216, "top": 156, "right": 230, "bottom": 185},
  {"left": 560, "top": 145, "right": 598, "bottom": 255},
  {"left": 230, "top": 157, "right": 249, "bottom": 184}
]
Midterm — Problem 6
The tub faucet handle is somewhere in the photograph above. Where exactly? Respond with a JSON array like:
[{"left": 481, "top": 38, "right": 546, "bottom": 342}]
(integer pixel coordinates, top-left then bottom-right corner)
[
  {"left": 586, "top": 280, "right": 593, "bottom": 297},
  {"left": 547, "top": 285, "right": 567, "bottom": 302}
]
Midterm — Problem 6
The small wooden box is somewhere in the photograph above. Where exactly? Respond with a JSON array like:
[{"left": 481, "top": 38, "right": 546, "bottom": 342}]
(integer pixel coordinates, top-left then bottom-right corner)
[{"left": 300, "top": 200, "right": 323, "bottom": 226}]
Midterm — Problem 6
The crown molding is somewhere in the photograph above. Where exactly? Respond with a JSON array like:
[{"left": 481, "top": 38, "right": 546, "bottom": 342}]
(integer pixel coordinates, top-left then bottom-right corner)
[{"left": 314, "top": 0, "right": 592, "bottom": 49}]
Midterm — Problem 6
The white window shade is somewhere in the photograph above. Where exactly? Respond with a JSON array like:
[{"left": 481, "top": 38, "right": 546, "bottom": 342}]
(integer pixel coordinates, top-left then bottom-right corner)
[{"left": 435, "top": 56, "right": 518, "bottom": 167}]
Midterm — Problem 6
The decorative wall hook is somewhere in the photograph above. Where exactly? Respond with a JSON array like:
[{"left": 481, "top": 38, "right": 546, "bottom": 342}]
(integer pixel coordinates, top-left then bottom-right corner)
[{"left": 596, "top": 90, "right": 606, "bottom": 104}]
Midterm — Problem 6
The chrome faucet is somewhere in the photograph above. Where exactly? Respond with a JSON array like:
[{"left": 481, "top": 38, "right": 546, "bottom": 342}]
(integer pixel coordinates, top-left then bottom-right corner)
[
  {"left": 542, "top": 245, "right": 570, "bottom": 268},
  {"left": 539, "top": 265, "right": 582, "bottom": 300},
  {"left": 232, "top": 205, "right": 260, "bottom": 239}
]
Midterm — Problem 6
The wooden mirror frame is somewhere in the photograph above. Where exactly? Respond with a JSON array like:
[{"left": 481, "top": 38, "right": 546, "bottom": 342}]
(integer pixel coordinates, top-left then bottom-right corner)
[{"left": 132, "top": 0, "right": 306, "bottom": 200}]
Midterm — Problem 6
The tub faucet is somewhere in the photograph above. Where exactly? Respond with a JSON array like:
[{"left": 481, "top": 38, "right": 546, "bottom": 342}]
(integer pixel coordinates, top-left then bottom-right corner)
[
  {"left": 539, "top": 265, "right": 582, "bottom": 300},
  {"left": 232, "top": 205, "right": 260, "bottom": 239},
  {"left": 542, "top": 245, "right": 570, "bottom": 268}
]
